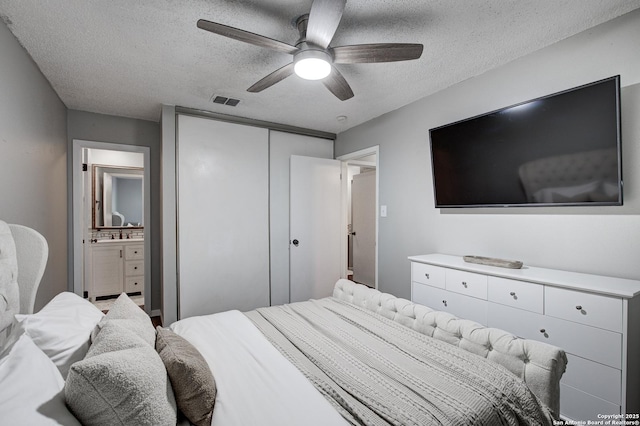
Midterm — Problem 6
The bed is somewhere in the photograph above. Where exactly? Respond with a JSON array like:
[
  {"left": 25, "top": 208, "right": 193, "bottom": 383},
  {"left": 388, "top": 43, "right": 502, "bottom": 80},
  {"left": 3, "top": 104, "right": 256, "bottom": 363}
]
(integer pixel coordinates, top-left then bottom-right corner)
[
  {"left": 173, "top": 279, "right": 567, "bottom": 425},
  {"left": 0, "top": 274, "right": 567, "bottom": 425}
]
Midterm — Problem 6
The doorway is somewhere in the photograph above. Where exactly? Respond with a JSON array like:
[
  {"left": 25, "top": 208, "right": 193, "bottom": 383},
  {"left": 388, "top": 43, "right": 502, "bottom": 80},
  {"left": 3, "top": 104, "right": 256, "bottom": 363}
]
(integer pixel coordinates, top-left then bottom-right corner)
[
  {"left": 71, "top": 140, "right": 151, "bottom": 314},
  {"left": 338, "top": 146, "right": 379, "bottom": 289}
]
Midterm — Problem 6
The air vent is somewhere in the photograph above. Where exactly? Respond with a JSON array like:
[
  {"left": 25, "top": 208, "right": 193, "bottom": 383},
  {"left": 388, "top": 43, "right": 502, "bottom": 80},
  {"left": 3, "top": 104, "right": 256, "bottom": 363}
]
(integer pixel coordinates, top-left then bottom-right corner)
[{"left": 211, "top": 95, "right": 240, "bottom": 107}]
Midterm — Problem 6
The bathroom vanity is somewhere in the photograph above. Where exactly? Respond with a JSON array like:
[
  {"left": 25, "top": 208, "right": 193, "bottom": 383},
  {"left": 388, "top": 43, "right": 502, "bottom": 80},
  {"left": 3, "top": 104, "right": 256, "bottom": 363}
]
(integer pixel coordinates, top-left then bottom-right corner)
[{"left": 89, "top": 239, "right": 144, "bottom": 300}]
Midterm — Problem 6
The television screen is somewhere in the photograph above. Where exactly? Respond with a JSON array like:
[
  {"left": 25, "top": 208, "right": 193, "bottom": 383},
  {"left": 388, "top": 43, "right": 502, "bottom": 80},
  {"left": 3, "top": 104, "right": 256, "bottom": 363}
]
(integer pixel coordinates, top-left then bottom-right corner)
[{"left": 429, "top": 76, "right": 622, "bottom": 207}]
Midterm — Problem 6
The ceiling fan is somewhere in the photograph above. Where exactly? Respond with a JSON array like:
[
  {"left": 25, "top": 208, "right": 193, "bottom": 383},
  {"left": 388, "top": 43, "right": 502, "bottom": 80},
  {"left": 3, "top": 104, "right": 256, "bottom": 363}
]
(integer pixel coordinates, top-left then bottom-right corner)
[{"left": 197, "top": 0, "right": 423, "bottom": 101}]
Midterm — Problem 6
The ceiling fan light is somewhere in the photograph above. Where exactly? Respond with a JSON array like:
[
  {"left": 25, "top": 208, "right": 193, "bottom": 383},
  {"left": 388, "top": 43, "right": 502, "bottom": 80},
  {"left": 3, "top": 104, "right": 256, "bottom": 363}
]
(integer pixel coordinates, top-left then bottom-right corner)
[
  {"left": 294, "top": 49, "right": 332, "bottom": 80},
  {"left": 294, "top": 58, "right": 331, "bottom": 80}
]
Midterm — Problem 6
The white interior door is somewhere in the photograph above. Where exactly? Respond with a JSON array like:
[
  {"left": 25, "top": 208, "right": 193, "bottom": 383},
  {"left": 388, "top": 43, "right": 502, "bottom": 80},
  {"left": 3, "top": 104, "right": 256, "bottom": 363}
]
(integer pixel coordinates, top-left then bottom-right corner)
[
  {"left": 352, "top": 171, "right": 376, "bottom": 287},
  {"left": 177, "top": 115, "right": 270, "bottom": 318},
  {"left": 269, "top": 132, "right": 334, "bottom": 306},
  {"left": 290, "top": 155, "right": 342, "bottom": 302}
]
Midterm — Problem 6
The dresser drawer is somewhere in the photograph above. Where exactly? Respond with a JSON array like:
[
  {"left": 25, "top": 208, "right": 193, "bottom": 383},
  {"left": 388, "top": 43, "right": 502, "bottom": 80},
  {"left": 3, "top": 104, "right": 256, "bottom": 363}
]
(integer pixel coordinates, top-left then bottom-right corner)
[
  {"left": 560, "top": 383, "right": 620, "bottom": 421},
  {"left": 124, "top": 245, "right": 144, "bottom": 260},
  {"left": 125, "top": 260, "right": 144, "bottom": 276},
  {"left": 488, "top": 302, "right": 622, "bottom": 369},
  {"left": 445, "top": 269, "right": 487, "bottom": 300},
  {"left": 488, "top": 277, "right": 543, "bottom": 314},
  {"left": 125, "top": 276, "right": 144, "bottom": 293},
  {"left": 412, "top": 282, "right": 446, "bottom": 311},
  {"left": 545, "top": 286, "right": 622, "bottom": 332},
  {"left": 413, "top": 283, "right": 487, "bottom": 325},
  {"left": 562, "top": 353, "right": 621, "bottom": 404},
  {"left": 411, "top": 262, "right": 445, "bottom": 288}
]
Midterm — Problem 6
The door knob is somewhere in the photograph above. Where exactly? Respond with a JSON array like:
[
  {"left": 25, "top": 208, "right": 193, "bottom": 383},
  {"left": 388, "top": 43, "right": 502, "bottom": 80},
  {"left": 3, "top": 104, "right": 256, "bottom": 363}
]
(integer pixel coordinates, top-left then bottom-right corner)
[
  {"left": 292, "top": 239, "right": 299, "bottom": 247},
  {"left": 350, "top": 231, "right": 356, "bottom": 236}
]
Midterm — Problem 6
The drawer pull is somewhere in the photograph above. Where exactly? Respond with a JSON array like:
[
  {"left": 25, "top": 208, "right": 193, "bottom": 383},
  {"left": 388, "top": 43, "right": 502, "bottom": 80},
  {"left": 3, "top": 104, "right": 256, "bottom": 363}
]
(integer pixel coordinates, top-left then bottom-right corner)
[
  {"left": 539, "top": 329, "right": 546, "bottom": 333},
  {"left": 462, "top": 281, "right": 468, "bottom": 288},
  {"left": 134, "top": 251, "right": 138, "bottom": 254},
  {"left": 576, "top": 305, "right": 583, "bottom": 310},
  {"left": 442, "top": 300, "right": 447, "bottom": 307},
  {"left": 425, "top": 273, "right": 429, "bottom": 279},
  {"left": 134, "top": 266, "right": 138, "bottom": 270},
  {"left": 509, "top": 291, "right": 516, "bottom": 296}
]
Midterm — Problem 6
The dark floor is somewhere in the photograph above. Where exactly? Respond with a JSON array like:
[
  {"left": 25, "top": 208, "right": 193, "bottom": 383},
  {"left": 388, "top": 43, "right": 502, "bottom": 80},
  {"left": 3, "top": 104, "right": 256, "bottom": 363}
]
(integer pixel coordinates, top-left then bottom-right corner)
[{"left": 151, "top": 315, "right": 162, "bottom": 327}]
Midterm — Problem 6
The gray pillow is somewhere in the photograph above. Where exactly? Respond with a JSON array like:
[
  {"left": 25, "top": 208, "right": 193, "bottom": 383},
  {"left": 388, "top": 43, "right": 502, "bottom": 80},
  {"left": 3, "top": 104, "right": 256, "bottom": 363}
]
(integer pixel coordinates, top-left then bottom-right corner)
[
  {"left": 66, "top": 323, "right": 177, "bottom": 425},
  {"left": 91, "top": 292, "right": 155, "bottom": 346},
  {"left": 156, "top": 327, "right": 216, "bottom": 426}
]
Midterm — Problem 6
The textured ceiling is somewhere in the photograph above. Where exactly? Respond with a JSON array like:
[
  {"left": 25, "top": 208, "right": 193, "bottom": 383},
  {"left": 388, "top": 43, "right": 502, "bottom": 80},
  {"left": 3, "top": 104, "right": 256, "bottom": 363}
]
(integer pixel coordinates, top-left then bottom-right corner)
[{"left": 1, "top": 0, "right": 639, "bottom": 134}]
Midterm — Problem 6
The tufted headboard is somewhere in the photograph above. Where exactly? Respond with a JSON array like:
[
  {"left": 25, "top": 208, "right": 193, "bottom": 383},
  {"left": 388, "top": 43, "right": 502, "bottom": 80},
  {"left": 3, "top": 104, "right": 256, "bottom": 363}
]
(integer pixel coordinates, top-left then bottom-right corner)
[
  {"left": 0, "top": 220, "right": 48, "bottom": 346},
  {"left": 333, "top": 279, "right": 567, "bottom": 418},
  {"left": 0, "top": 221, "right": 20, "bottom": 337}
]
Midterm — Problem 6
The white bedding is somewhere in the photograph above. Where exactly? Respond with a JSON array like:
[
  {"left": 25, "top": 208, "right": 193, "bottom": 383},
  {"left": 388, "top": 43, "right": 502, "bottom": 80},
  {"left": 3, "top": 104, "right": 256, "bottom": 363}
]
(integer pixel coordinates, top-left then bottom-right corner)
[{"left": 170, "top": 310, "right": 349, "bottom": 426}]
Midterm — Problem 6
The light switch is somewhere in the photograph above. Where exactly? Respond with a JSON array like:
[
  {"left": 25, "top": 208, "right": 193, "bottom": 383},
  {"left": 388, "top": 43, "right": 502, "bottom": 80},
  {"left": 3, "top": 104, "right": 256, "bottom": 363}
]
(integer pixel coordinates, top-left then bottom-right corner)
[{"left": 380, "top": 205, "right": 387, "bottom": 217}]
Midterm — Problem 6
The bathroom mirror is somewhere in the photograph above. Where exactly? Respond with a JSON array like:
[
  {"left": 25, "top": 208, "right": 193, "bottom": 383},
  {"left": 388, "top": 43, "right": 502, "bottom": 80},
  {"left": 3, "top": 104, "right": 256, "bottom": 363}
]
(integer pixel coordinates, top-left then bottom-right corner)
[{"left": 92, "top": 165, "right": 144, "bottom": 229}]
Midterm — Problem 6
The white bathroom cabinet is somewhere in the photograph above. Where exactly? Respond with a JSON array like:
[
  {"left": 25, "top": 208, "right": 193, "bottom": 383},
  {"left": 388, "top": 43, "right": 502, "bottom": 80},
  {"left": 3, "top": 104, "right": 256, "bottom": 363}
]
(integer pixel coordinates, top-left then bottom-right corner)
[{"left": 90, "top": 240, "right": 144, "bottom": 299}]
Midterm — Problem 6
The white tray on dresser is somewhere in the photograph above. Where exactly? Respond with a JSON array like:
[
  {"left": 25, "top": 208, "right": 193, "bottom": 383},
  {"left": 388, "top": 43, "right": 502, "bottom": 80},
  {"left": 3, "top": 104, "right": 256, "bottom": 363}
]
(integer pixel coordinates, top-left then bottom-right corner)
[{"left": 408, "top": 253, "right": 640, "bottom": 422}]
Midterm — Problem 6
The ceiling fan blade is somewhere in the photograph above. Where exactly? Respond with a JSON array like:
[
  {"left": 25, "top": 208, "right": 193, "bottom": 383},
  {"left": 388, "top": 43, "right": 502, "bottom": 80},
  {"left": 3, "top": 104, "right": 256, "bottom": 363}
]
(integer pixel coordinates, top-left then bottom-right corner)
[
  {"left": 247, "top": 62, "right": 295, "bottom": 93},
  {"left": 331, "top": 43, "right": 424, "bottom": 64},
  {"left": 306, "top": 0, "right": 346, "bottom": 48},
  {"left": 197, "top": 19, "right": 298, "bottom": 55},
  {"left": 322, "top": 67, "right": 354, "bottom": 101}
]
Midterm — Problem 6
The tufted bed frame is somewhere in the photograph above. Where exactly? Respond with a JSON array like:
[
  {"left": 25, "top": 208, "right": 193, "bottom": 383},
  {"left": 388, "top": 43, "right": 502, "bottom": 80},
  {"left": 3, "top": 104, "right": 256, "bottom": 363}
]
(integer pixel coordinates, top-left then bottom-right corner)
[
  {"left": 0, "top": 268, "right": 567, "bottom": 424},
  {"left": 332, "top": 279, "right": 567, "bottom": 417}
]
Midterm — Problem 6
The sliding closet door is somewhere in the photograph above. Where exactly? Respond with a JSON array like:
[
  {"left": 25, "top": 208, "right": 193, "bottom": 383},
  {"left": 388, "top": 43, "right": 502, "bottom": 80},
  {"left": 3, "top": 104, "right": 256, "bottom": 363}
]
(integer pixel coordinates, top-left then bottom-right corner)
[{"left": 177, "top": 115, "right": 270, "bottom": 319}]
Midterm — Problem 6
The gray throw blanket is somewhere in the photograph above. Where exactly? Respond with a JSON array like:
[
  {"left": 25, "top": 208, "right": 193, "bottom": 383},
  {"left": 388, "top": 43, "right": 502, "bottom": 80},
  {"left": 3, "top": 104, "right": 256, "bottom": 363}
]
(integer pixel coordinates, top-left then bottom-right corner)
[{"left": 245, "top": 298, "right": 553, "bottom": 426}]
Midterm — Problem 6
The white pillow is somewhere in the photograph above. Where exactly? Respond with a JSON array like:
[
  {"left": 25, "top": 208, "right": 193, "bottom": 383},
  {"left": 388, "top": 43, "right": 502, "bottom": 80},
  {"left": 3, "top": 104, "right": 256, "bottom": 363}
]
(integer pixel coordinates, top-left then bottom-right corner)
[
  {"left": 13, "top": 291, "right": 104, "bottom": 378},
  {"left": 0, "top": 333, "right": 81, "bottom": 425}
]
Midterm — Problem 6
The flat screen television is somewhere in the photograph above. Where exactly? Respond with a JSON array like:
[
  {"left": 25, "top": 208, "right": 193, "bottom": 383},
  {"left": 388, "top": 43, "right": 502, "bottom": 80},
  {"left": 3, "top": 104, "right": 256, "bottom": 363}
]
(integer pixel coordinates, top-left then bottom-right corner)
[{"left": 429, "top": 76, "right": 622, "bottom": 207}]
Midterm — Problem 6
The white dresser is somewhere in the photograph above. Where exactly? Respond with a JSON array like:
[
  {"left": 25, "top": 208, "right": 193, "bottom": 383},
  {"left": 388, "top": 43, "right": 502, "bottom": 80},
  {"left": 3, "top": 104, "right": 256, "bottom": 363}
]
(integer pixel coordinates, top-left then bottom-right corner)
[
  {"left": 90, "top": 240, "right": 144, "bottom": 299},
  {"left": 409, "top": 254, "right": 640, "bottom": 422}
]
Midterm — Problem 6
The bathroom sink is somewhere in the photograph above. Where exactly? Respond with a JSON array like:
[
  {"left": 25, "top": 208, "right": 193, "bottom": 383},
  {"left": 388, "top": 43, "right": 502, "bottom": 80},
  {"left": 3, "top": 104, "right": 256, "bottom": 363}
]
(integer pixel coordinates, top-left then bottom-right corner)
[{"left": 95, "top": 238, "right": 144, "bottom": 244}]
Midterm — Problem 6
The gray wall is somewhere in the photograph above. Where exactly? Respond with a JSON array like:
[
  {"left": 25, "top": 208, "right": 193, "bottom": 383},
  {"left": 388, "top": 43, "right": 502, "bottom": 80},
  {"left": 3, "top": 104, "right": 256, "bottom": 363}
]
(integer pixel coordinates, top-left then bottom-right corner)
[
  {"left": 335, "top": 10, "right": 640, "bottom": 299},
  {"left": 0, "top": 20, "right": 68, "bottom": 311},
  {"left": 67, "top": 110, "right": 162, "bottom": 310}
]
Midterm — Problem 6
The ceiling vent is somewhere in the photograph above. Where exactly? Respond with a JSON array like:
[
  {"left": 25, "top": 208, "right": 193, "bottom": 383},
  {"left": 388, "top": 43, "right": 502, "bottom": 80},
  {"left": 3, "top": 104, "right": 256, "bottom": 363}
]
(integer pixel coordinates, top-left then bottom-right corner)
[{"left": 211, "top": 95, "right": 240, "bottom": 107}]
